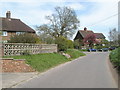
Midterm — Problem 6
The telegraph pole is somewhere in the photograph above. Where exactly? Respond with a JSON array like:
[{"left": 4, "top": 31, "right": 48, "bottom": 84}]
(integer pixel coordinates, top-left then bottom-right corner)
[
  {"left": 118, "top": 1, "right": 120, "bottom": 46},
  {"left": 118, "top": 1, "right": 120, "bottom": 90}
]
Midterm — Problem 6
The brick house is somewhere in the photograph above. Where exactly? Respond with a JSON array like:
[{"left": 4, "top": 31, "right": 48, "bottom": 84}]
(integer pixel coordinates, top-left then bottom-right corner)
[
  {"left": 0, "top": 11, "right": 36, "bottom": 43},
  {"left": 74, "top": 27, "right": 106, "bottom": 48}
]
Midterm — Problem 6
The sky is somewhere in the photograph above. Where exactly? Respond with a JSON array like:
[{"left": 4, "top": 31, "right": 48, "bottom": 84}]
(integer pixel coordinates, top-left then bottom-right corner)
[{"left": 1, "top": 0, "right": 119, "bottom": 40}]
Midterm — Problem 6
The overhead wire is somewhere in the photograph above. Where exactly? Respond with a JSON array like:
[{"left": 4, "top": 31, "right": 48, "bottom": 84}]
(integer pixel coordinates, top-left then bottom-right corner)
[
  {"left": 86, "top": 13, "right": 119, "bottom": 27},
  {"left": 86, "top": 2, "right": 119, "bottom": 27}
]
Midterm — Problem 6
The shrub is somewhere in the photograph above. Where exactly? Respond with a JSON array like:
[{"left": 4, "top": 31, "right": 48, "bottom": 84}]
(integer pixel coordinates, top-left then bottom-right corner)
[
  {"left": 73, "top": 39, "right": 82, "bottom": 49},
  {"left": 8, "top": 33, "right": 41, "bottom": 43},
  {"left": 109, "top": 47, "right": 120, "bottom": 70},
  {"left": 66, "top": 40, "right": 74, "bottom": 49},
  {"left": 55, "top": 36, "right": 68, "bottom": 51},
  {"left": 55, "top": 36, "right": 74, "bottom": 51},
  {"left": 74, "top": 40, "right": 79, "bottom": 49}
]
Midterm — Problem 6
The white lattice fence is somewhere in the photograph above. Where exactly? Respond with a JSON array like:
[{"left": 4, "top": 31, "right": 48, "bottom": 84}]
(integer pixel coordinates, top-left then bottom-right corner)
[{"left": 2, "top": 43, "right": 57, "bottom": 56}]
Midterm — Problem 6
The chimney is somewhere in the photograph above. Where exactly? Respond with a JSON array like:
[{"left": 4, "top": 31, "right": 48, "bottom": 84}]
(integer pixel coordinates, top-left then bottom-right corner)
[
  {"left": 6, "top": 11, "right": 11, "bottom": 18},
  {"left": 84, "top": 27, "right": 87, "bottom": 31}
]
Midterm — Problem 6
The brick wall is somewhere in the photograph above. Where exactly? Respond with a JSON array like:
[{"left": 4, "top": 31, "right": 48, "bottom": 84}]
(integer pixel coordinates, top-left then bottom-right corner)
[{"left": 1, "top": 58, "right": 35, "bottom": 72}]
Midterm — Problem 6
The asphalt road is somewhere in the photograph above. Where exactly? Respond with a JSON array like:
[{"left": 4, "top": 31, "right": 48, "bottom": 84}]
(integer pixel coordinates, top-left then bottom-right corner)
[{"left": 15, "top": 52, "right": 117, "bottom": 88}]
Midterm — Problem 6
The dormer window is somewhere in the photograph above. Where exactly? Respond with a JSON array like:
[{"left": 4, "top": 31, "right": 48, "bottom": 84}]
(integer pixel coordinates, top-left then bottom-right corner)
[{"left": 2, "top": 31, "right": 7, "bottom": 36}]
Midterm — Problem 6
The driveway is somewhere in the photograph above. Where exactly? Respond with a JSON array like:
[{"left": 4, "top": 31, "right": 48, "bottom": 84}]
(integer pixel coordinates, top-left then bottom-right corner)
[{"left": 13, "top": 52, "right": 118, "bottom": 88}]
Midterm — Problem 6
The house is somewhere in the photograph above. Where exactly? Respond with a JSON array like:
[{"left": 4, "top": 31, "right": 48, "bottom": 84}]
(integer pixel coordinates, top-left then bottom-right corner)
[
  {"left": 0, "top": 11, "right": 36, "bottom": 43},
  {"left": 74, "top": 27, "right": 106, "bottom": 48}
]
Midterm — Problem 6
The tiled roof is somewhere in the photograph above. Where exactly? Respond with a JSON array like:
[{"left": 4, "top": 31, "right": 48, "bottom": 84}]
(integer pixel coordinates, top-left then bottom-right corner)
[
  {"left": 1, "top": 17, "right": 35, "bottom": 33},
  {"left": 94, "top": 33, "right": 105, "bottom": 39},
  {"left": 79, "top": 30, "right": 94, "bottom": 38}
]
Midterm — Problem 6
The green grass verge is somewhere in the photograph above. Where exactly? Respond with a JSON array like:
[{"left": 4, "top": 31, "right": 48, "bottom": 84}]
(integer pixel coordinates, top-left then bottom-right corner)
[
  {"left": 4, "top": 49, "right": 85, "bottom": 72},
  {"left": 64, "top": 49, "right": 86, "bottom": 59},
  {"left": 4, "top": 53, "right": 69, "bottom": 72},
  {"left": 109, "top": 47, "right": 120, "bottom": 69}
]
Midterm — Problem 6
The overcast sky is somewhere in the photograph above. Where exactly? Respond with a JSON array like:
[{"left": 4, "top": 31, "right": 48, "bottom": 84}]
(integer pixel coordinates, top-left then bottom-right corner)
[{"left": 1, "top": 0, "right": 119, "bottom": 40}]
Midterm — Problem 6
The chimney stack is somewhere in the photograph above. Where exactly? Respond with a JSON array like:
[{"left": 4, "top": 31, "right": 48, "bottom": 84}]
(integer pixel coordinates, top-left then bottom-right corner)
[
  {"left": 84, "top": 27, "right": 87, "bottom": 31},
  {"left": 6, "top": 11, "right": 11, "bottom": 18}
]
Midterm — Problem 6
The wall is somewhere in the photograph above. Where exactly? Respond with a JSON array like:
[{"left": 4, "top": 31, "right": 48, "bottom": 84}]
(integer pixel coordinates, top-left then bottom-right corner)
[{"left": 2, "top": 43, "right": 57, "bottom": 56}]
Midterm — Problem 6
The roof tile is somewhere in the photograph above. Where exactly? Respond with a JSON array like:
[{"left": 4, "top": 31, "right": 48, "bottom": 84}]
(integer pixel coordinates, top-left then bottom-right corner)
[{"left": 1, "top": 18, "right": 35, "bottom": 33}]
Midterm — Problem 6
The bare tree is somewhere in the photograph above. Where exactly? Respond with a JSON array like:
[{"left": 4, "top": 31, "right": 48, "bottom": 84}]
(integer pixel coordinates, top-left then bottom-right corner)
[
  {"left": 37, "top": 6, "right": 80, "bottom": 39},
  {"left": 108, "top": 28, "right": 118, "bottom": 46}
]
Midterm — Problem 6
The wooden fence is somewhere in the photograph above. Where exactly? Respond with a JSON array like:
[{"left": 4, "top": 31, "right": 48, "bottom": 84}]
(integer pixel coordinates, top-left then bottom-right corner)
[{"left": 2, "top": 43, "right": 57, "bottom": 56}]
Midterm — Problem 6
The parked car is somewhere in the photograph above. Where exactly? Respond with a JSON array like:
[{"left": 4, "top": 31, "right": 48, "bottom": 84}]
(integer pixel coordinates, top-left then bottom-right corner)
[
  {"left": 109, "top": 47, "right": 115, "bottom": 51},
  {"left": 102, "top": 48, "right": 109, "bottom": 52},
  {"left": 97, "top": 49, "right": 102, "bottom": 52},
  {"left": 87, "top": 48, "right": 97, "bottom": 52}
]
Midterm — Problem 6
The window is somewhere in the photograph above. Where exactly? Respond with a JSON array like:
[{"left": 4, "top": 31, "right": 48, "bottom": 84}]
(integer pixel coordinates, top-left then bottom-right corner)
[
  {"left": 16, "top": 32, "right": 25, "bottom": 35},
  {"left": 2, "top": 31, "right": 7, "bottom": 36}
]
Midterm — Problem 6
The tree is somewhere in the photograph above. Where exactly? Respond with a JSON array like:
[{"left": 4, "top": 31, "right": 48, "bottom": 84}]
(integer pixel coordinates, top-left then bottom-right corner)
[
  {"left": 108, "top": 28, "right": 118, "bottom": 46},
  {"left": 37, "top": 6, "right": 80, "bottom": 39},
  {"left": 8, "top": 33, "right": 41, "bottom": 43},
  {"left": 83, "top": 34, "right": 97, "bottom": 48}
]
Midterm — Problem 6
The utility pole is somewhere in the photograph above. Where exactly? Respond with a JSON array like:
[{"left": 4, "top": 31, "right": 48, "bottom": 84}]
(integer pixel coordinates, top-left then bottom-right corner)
[
  {"left": 118, "top": 2, "right": 120, "bottom": 90},
  {"left": 118, "top": 1, "right": 120, "bottom": 46}
]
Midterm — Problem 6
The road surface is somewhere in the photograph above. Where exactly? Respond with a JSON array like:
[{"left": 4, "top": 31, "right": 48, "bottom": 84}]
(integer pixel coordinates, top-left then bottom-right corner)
[{"left": 15, "top": 52, "right": 118, "bottom": 88}]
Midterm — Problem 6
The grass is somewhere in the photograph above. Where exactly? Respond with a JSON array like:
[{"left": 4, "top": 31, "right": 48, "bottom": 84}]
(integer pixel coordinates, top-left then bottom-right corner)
[
  {"left": 4, "top": 49, "right": 85, "bottom": 72},
  {"left": 64, "top": 49, "right": 86, "bottom": 59},
  {"left": 109, "top": 47, "right": 120, "bottom": 71},
  {"left": 4, "top": 53, "right": 69, "bottom": 72}
]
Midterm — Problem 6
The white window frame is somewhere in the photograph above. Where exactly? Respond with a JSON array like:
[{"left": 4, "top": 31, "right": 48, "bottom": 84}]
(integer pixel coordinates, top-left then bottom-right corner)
[{"left": 2, "top": 31, "right": 8, "bottom": 36}]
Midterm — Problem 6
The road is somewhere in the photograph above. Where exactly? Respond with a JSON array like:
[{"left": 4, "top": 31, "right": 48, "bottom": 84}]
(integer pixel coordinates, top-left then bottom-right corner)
[{"left": 15, "top": 52, "right": 117, "bottom": 88}]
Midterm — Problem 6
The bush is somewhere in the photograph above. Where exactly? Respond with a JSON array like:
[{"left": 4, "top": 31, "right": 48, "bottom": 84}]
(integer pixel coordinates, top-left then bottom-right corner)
[
  {"left": 66, "top": 40, "right": 74, "bottom": 49},
  {"left": 73, "top": 39, "right": 82, "bottom": 49},
  {"left": 55, "top": 36, "right": 68, "bottom": 51},
  {"left": 74, "top": 40, "right": 79, "bottom": 49},
  {"left": 55, "top": 36, "right": 74, "bottom": 51},
  {"left": 109, "top": 47, "right": 120, "bottom": 71},
  {"left": 8, "top": 33, "right": 41, "bottom": 43}
]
